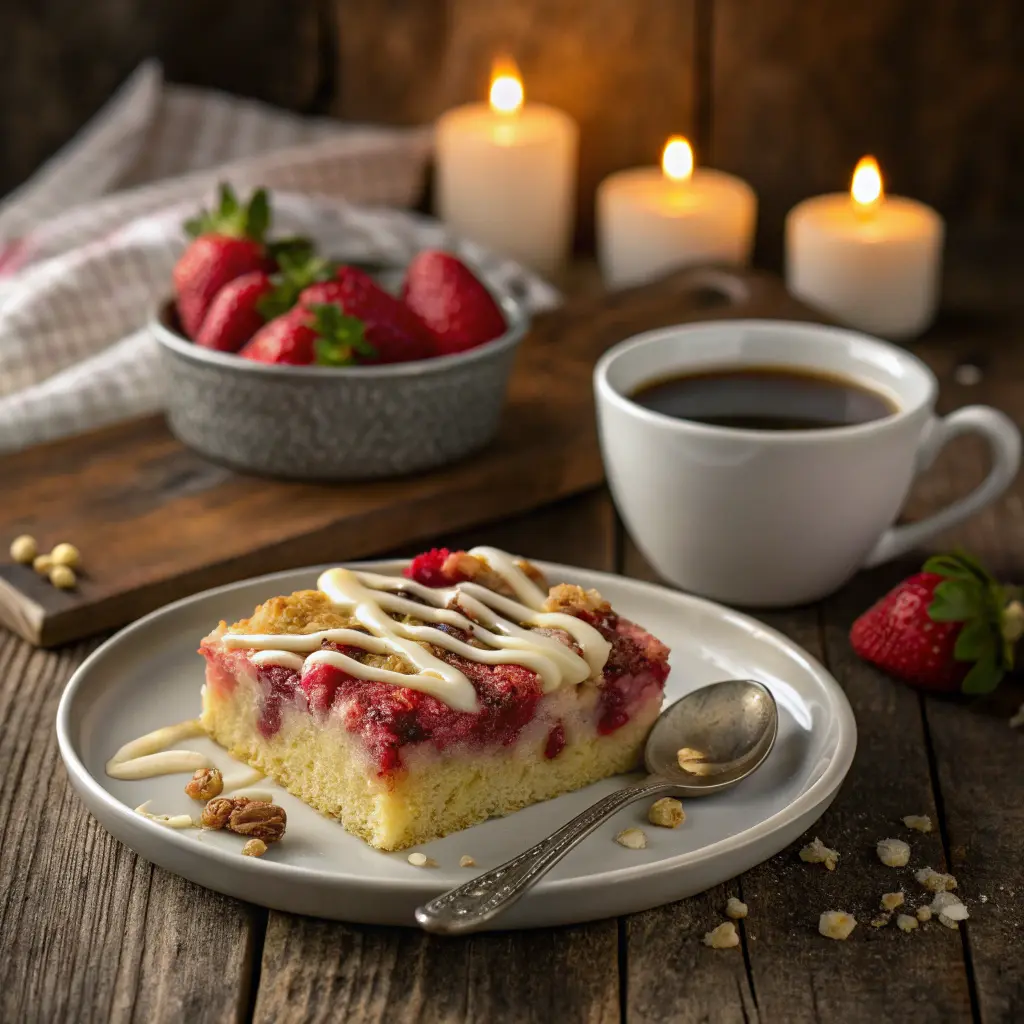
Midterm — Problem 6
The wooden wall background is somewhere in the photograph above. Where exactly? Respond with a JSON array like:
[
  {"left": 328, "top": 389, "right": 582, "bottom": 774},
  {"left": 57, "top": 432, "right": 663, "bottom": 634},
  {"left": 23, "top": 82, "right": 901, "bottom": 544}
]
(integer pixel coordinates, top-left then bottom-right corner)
[{"left": 3, "top": 0, "right": 1022, "bottom": 272}]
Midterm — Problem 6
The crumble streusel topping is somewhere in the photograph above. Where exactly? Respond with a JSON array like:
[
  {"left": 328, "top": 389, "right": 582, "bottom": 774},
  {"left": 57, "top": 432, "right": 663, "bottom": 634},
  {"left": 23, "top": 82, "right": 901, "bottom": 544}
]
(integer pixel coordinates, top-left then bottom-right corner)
[
  {"left": 703, "top": 922, "right": 740, "bottom": 949},
  {"left": 800, "top": 837, "right": 840, "bottom": 870},
  {"left": 877, "top": 838, "right": 911, "bottom": 867}
]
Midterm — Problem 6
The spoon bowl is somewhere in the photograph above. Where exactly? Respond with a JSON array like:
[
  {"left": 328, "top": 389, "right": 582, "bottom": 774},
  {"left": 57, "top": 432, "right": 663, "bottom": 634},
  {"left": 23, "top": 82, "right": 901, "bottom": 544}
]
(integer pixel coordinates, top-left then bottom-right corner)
[
  {"left": 645, "top": 679, "right": 778, "bottom": 791},
  {"left": 416, "top": 678, "right": 779, "bottom": 934}
]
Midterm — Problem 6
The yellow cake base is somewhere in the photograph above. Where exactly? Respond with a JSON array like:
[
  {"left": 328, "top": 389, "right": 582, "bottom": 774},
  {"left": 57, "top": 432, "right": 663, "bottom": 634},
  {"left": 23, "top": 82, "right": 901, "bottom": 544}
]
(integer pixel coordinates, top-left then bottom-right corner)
[{"left": 201, "top": 673, "right": 659, "bottom": 850}]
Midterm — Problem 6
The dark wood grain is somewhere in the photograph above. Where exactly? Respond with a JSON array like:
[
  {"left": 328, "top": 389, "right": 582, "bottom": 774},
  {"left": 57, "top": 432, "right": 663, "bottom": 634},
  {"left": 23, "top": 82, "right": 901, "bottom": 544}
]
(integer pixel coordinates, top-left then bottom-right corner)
[
  {"left": 0, "top": 1, "right": 323, "bottom": 201},
  {"left": 0, "top": 630, "right": 260, "bottom": 1024},
  {"left": 0, "top": 265, "right": 820, "bottom": 649},
  {"left": 710, "top": 0, "right": 1024, "bottom": 267},
  {"left": 331, "top": 0, "right": 697, "bottom": 246},
  {"left": 252, "top": 492, "right": 621, "bottom": 1024}
]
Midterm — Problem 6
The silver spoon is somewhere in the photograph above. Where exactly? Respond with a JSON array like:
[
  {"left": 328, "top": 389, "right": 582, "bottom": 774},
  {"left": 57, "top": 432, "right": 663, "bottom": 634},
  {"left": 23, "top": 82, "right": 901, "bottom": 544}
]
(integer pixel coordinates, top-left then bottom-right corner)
[{"left": 415, "top": 678, "right": 778, "bottom": 935}]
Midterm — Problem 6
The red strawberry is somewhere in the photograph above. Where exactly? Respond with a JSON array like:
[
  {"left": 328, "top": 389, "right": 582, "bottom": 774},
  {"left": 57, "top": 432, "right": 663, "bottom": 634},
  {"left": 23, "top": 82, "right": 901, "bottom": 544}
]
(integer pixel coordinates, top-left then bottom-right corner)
[
  {"left": 850, "top": 551, "right": 1023, "bottom": 694},
  {"left": 401, "top": 250, "right": 507, "bottom": 356},
  {"left": 194, "top": 270, "right": 272, "bottom": 352},
  {"left": 239, "top": 303, "right": 372, "bottom": 366},
  {"left": 300, "top": 266, "right": 435, "bottom": 364},
  {"left": 173, "top": 185, "right": 272, "bottom": 339}
]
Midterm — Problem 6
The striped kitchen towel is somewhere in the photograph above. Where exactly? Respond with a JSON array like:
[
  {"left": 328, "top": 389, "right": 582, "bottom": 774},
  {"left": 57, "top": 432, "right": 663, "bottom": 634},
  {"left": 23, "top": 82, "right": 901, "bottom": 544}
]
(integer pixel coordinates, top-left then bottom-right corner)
[{"left": 0, "top": 62, "right": 558, "bottom": 455}]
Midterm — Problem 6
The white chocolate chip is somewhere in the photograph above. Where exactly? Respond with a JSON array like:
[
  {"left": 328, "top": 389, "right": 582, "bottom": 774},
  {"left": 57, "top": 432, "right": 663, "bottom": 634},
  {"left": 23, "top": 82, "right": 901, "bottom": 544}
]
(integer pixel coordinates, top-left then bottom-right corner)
[
  {"left": 902, "top": 814, "right": 933, "bottom": 833},
  {"left": 877, "top": 838, "right": 911, "bottom": 867},
  {"left": 896, "top": 914, "right": 919, "bottom": 933},
  {"left": 916, "top": 867, "right": 957, "bottom": 892},
  {"left": 407, "top": 852, "right": 436, "bottom": 867},
  {"left": 703, "top": 921, "right": 740, "bottom": 949},
  {"left": 799, "top": 837, "right": 840, "bottom": 871},
  {"left": 725, "top": 897, "right": 748, "bottom": 920},
  {"left": 615, "top": 828, "right": 648, "bottom": 850},
  {"left": 49, "top": 564, "right": 77, "bottom": 590},
  {"left": 881, "top": 892, "right": 905, "bottom": 911},
  {"left": 818, "top": 911, "right": 857, "bottom": 940},
  {"left": 9, "top": 535, "right": 36, "bottom": 564},
  {"left": 459, "top": 855, "right": 476, "bottom": 868},
  {"left": 50, "top": 542, "right": 80, "bottom": 568},
  {"left": 647, "top": 797, "right": 685, "bottom": 828}
]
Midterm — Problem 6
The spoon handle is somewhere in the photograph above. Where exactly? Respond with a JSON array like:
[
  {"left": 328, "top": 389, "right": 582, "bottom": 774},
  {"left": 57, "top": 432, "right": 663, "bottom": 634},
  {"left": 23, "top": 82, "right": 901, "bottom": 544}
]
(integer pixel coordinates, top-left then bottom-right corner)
[{"left": 414, "top": 777, "right": 677, "bottom": 934}]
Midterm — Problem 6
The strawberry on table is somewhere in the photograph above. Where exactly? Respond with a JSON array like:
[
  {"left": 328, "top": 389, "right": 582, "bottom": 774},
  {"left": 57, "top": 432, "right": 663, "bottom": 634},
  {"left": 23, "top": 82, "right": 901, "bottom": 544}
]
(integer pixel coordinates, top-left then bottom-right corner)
[
  {"left": 850, "top": 551, "right": 1024, "bottom": 694},
  {"left": 300, "top": 265, "right": 435, "bottom": 364},
  {"left": 173, "top": 184, "right": 272, "bottom": 339},
  {"left": 401, "top": 250, "right": 507, "bottom": 356},
  {"left": 240, "top": 304, "right": 374, "bottom": 366}
]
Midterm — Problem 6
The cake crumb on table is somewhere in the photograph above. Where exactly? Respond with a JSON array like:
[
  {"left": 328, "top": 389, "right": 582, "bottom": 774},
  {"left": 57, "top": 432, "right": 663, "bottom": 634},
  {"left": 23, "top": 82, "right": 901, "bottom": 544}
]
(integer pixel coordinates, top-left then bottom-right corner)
[
  {"left": 916, "top": 906, "right": 932, "bottom": 922},
  {"left": 9, "top": 535, "right": 36, "bottom": 564},
  {"left": 647, "top": 797, "right": 685, "bottom": 828},
  {"left": 459, "top": 855, "right": 476, "bottom": 868},
  {"left": 703, "top": 922, "right": 740, "bottom": 949},
  {"left": 877, "top": 838, "right": 911, "bottom": 867},
  {"left": 407, "top": 852, "right": 437, "bottom": 867},
  {"left": 902, "top": 814, "right": 933, "bottom": 833},
  {"left": 897, "top": 914, "right": 919, "bottom": 933},
  {"left": 819, "top": 911, "right": 857, "bottom": 940},
  {"left": 870, "top": 913, "right": 892, "bottom": 928},
  {"left": 931, "top": 892, "right": 969, "bottom": 928},
  {"left": 916, "top": 867, "right": 957, "bottom": 892},
  {"left": 881, "top": 892, "right": 905, "bottom": 911},
  {"left": 1010, "top": 702, "right": 1024, "bottom": 729},
  {"left": 799, "top": 837, "right": 840, "bottom": 870},
  {"left": 615, "top": 828, "right": 648, "bottom": 850},
  {"left": 725, "top": 897, "right": 748, "bottom": 919}
]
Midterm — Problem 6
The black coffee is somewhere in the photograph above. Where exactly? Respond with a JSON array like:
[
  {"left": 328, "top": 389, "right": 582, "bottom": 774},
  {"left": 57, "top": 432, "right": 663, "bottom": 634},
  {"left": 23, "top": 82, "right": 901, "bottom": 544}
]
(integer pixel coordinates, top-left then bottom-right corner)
[{"left": 630, "top": 366, "right": 896, "bottom": 431}]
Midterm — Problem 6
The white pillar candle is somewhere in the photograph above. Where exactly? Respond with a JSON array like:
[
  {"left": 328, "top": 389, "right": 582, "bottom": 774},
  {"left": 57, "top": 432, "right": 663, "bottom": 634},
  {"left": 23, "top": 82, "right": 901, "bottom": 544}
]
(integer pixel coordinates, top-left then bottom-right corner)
[
  {"left": 435, "top": 63, "right": 578, "bottom": 278},
  {"left": 597, "top": 137, "right": 757, "bottom": 289},
  {"left": 785, "top": 157, "right": 945, "bottom": 340}
]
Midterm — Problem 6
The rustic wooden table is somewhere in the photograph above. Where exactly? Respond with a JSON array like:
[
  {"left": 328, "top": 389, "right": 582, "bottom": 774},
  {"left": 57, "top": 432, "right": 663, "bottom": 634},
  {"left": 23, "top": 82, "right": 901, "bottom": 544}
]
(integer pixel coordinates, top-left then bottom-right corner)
[{"left": 3, "top": 288, "right": 1023, "bottom": 1023}]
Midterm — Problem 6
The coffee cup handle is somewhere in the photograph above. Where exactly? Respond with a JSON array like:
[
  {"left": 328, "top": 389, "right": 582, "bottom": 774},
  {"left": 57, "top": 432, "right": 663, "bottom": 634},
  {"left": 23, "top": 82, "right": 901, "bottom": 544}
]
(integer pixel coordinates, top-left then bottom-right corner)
[{"left": 864, "top": 406, "right": 1021, "bottom": 568}]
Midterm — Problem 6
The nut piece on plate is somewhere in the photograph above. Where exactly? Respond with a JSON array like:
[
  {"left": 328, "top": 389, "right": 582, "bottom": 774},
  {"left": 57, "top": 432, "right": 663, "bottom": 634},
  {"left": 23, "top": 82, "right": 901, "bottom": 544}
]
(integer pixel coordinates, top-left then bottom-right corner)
[
  {"left": 799, "top": 837, "right": 840, "bottom": 870},
  {"left": 50, "top": 542, "right": 81, "bottom": 568},
  {"left": 185, "top": 767, "right": 224, "bottom": 801},
  {"left": 10, "top": 535, "right": 37, "bottom": 564},
  {"left": 648, "top": 797, "right": 685, "bottom": 828},
  {"left": 615, "top": 828, "right": 648, "bottom": 850},
  {"left": 915, "top": 867, "right": 957, "bottom": 892},
  {"left": 896, "top": 914, "right": 919, "bottom": 933},
  {"left": 228, "top": 801, "right": 287, "bottom": 843},
  {"left": 201, "top": 796, "right": 250, "bottom": 830},
  {"left": 902, "top": 814, "right": 933, "bottom": 833},
  {"left": 703, "top": 922, "right": 740, "bottom": 949},
  {"left": 49, "top": 565, "right": 77, "bottom": 590},
  {"left": 818, "top": 911, "right": 857, "bottom": 941},
  {"left": 877, "top": 838, "right": 911, "bottom": 867},
  {"left": 881, "top": 892, "right": 905, "bottom": 911},
  {"left": 242, "top": 839, "right": 267, "bottom": 857},
  {"left": 725, "top": 897, "right": 748, "bottom": 920}
]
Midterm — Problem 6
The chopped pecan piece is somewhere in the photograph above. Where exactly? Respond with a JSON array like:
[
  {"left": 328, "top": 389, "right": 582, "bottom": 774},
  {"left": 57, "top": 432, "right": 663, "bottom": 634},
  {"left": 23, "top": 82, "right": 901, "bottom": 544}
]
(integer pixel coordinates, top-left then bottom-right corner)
[
  {"left": 185, "top": 767, "right": 224, "bottom": 801},
  {"left": 228, "top": 801, "right": 287, "bottom": 843}
]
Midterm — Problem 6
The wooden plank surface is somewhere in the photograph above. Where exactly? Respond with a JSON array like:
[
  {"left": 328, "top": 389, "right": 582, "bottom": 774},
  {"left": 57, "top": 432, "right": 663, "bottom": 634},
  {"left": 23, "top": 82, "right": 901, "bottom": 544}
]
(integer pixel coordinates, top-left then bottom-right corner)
[{"left": 0, "top": 265, "right": 819, "bottom": 649}]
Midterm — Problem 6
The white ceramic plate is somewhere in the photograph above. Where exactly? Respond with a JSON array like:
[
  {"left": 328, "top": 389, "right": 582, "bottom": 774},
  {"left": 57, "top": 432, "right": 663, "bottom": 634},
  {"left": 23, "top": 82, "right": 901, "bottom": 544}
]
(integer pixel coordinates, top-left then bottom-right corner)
[{"left": 57, "top": 560, "right": 856, "bottom": 929}]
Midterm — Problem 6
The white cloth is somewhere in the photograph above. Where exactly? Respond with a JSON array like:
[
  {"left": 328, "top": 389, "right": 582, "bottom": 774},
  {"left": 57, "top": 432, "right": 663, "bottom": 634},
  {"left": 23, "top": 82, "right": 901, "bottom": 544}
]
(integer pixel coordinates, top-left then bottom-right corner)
[{"left": 0, "top": 61, "right": 558, "bottom": 454}]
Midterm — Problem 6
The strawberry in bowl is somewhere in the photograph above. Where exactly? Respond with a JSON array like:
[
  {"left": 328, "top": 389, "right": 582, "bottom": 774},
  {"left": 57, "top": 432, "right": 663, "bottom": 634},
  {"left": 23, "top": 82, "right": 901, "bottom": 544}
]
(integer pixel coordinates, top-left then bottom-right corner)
[{"left": 153, "top": 187, "right": 529, "bottom": 480}]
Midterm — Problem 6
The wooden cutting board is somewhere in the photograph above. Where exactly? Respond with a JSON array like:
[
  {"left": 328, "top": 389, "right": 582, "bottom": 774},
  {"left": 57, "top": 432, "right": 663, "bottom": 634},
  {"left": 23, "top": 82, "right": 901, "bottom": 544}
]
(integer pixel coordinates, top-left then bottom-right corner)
[{"left": 0, "top": 266, "right": 823, "bottom": 646}]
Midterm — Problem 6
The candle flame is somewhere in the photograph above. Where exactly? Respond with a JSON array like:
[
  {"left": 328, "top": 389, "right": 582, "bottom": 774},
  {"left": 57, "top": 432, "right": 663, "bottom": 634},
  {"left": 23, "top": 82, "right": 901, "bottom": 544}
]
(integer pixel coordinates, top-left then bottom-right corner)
[
  {"left": 489, "top": 58, "right": 524, "bottom": 115},
  {"left": 851, "top": 156, "right": 883, "bottom": 207},
  {"left": 662, "top": 136, "right": 694, "bottom": 182}
]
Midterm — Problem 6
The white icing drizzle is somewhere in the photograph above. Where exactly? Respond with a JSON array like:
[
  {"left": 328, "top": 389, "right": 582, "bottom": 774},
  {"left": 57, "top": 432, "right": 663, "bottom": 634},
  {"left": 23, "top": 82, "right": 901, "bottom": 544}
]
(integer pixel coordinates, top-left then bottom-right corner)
[
  {"left": 106, "top": 719, "right": 212, "bottom": 780},
  {"left": 134, "top": 801, "right": 198, "bottom": 829},
  {"left": 221, "top": 550, "right": 612, "bottom": 713}
]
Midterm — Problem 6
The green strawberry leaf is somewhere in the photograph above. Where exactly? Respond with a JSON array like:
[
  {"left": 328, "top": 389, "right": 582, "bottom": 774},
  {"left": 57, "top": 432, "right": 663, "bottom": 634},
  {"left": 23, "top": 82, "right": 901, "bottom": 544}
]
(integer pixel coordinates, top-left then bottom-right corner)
[
  {"left": 960, "top": 651, "right": 1004, "bottom": 695},
  {"left": 269, "top": 236, "right": 319, "bottom": 266},
  {"left": 245, "top": 188, "right": 270, "bottom": 242},
  {"left": 927, "top": 578, "right": 984, "bottom": 622},
  {"left": 309, "top": 303, "right": 375, "bottom": 365},
  {"left": 218, "top": 183, "right": 240, "bottom": 220},
  {"left": 953, "top": 618, "right": 996, "bottom": 662}
]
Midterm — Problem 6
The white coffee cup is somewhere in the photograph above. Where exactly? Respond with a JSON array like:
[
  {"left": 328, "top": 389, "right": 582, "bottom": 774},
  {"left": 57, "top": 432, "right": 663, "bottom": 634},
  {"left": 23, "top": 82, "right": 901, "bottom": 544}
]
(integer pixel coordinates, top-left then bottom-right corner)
[{"left": 594, "top": 319, "right": 1021, "bottom": 607}]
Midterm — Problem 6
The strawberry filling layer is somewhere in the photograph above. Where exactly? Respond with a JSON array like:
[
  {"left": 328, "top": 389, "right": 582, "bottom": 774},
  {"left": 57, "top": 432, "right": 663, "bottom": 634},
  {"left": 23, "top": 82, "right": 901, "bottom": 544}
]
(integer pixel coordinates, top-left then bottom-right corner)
[{"left": 202, "top": 551, "right": 670, "bottom": 775}]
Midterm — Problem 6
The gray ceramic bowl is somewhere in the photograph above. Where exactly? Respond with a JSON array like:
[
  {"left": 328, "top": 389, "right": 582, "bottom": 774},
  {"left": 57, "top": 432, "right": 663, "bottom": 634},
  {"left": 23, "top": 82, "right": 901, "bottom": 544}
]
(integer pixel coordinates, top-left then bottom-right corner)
[{"left": 150, "top": 291, "right": 529, "bottom": 481}]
